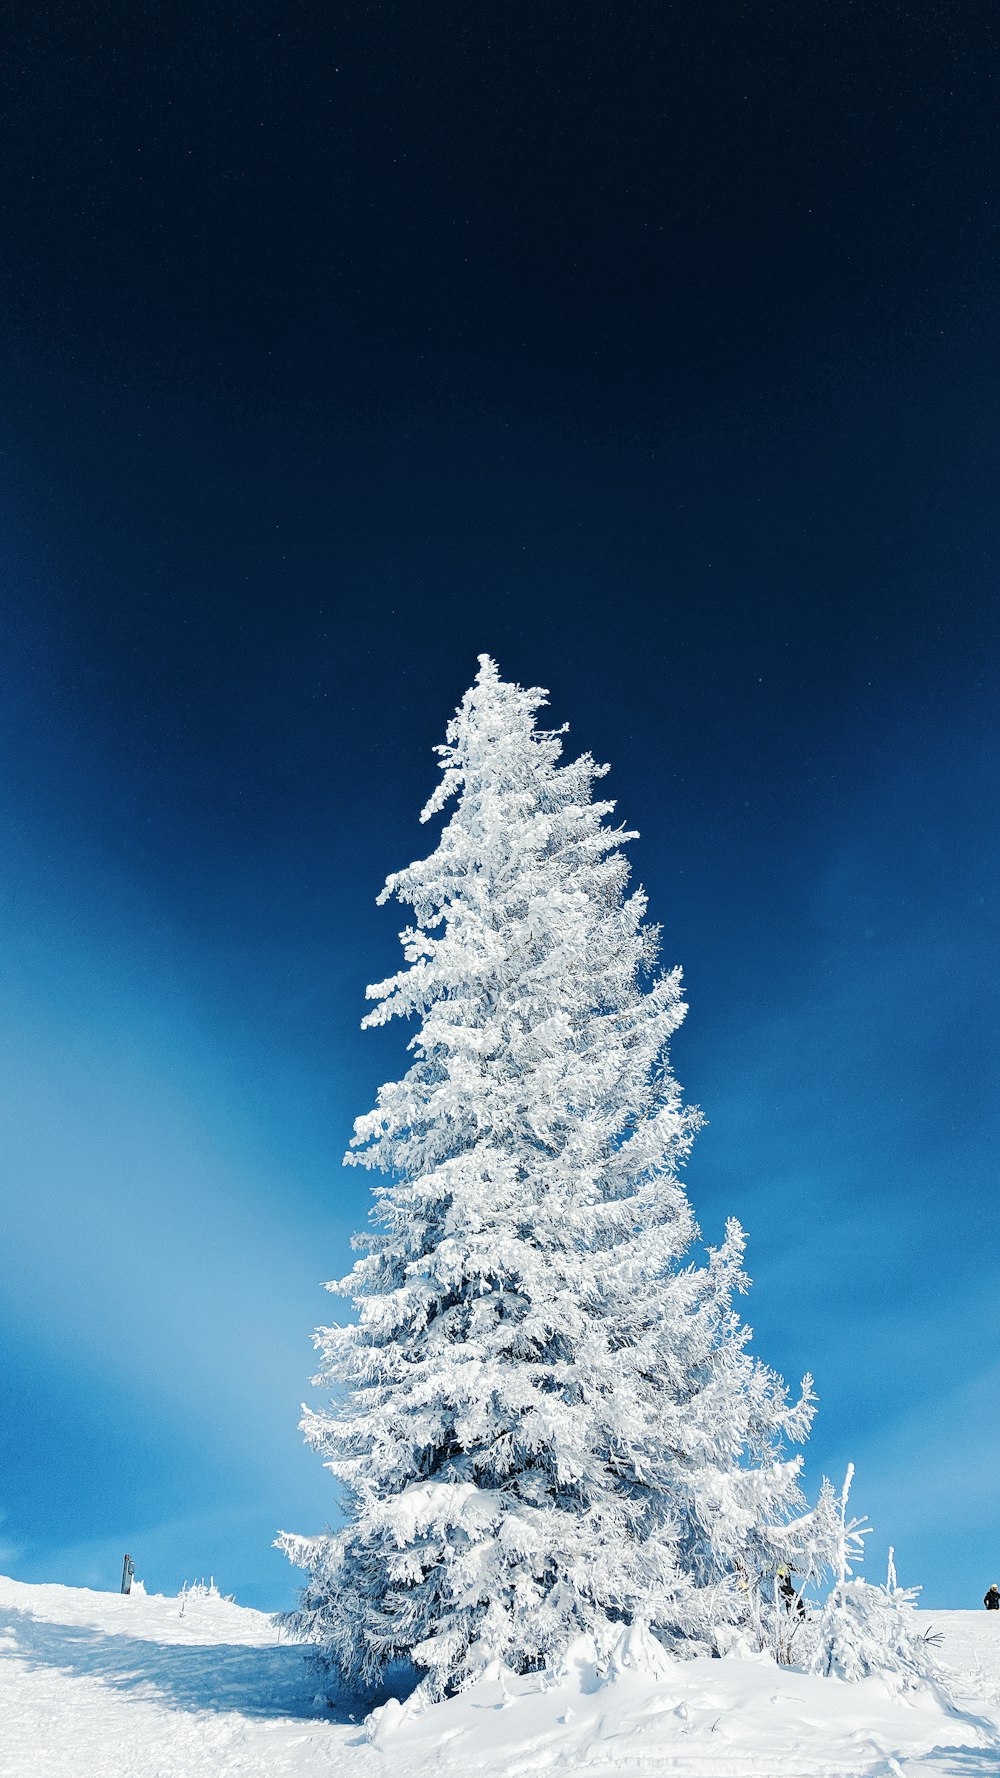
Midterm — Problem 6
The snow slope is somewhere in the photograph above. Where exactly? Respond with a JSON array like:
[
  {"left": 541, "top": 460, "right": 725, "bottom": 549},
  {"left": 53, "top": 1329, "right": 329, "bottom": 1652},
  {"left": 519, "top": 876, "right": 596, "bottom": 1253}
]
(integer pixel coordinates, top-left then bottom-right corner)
[{"left": 2, "top": 1573, "right": 1000, "bottom": 1778}]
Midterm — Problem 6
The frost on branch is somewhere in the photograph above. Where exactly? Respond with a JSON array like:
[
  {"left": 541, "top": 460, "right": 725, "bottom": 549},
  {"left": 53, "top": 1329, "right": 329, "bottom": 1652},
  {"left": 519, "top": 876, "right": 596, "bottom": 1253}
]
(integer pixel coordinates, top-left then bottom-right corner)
[{"left": 277, "top": 656, "right": 833, "bottom": 1698}]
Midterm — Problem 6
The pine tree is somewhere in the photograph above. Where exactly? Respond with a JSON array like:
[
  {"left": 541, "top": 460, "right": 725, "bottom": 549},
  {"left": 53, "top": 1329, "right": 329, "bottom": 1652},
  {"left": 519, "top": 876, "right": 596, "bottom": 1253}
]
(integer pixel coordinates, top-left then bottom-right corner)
[{"left": 279, "top": 657, "right": 825, "bottom": 1698}]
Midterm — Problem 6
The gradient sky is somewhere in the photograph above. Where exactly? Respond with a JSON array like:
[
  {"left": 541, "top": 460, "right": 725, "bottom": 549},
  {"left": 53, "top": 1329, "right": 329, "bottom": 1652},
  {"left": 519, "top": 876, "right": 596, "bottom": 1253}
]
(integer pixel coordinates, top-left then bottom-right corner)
[{"left": 0, "top": 5, "right": 996, "bottom": 1611}]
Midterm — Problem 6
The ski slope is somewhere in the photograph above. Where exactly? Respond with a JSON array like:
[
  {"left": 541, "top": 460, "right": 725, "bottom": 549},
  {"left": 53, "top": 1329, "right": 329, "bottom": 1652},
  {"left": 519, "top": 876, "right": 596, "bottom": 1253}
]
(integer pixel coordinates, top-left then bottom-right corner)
[{"left": 2, "top": 1573, "right": 1000, "bottom": 1778}]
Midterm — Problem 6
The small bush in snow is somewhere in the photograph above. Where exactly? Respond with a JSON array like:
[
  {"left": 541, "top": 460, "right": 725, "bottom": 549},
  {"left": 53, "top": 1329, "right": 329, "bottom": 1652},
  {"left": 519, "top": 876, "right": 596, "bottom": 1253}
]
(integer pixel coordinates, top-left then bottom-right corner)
[
  {"left": 804, "top": 1475, "right": 943, "bottom": 1691},
  {"left": 178, "top": 1578, "right": 233, "bottom": 1616},
  {"left": 180, "top": 1578, "right": 224, "bottom": 1601}
]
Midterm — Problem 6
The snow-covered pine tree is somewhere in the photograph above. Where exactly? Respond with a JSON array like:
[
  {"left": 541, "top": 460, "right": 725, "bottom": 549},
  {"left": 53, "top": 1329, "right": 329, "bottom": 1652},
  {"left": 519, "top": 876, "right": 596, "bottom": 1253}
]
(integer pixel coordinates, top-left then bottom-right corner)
[{"left": 279, "top": 656, "right": 826, "bottom": 1698}]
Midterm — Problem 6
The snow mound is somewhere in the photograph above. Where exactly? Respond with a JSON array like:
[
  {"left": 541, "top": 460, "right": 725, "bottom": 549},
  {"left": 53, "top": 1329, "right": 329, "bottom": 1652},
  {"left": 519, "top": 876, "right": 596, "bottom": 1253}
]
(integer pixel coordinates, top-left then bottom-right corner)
[{"left": 2, "top": 1574, "right": 1000, "bottom": 1777}]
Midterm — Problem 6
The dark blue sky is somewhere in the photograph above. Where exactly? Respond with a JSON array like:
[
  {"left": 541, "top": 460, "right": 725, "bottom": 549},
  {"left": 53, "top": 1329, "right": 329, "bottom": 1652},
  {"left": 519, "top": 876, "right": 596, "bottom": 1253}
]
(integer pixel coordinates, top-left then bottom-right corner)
[{"left": 0, "top": 4, "right": 996, "bottom": 1609}]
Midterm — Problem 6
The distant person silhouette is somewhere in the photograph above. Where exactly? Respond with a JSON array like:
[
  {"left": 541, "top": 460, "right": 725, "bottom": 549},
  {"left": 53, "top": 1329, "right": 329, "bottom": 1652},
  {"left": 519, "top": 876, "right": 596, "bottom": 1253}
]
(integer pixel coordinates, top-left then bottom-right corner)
[{"left": 984, "top": 1584, "right": 1000, "bottom": 1610}]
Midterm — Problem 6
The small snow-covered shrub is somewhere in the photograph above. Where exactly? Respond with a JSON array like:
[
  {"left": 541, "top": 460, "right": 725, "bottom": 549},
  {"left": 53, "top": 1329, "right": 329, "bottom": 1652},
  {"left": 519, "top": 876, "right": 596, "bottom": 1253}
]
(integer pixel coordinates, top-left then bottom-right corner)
[
  {"left": 177, "top": 1577, "right": 233, "bottom": 1615},
  {"left": 808, "top": 1573, "right": 939, "bottom": 1687},
  {"left": 796, "top": 1474, "right": 946, "bottom": 1694},
  {"left": 807, "top": 1506, "right": 943, "bottom": 1693},
  {"left": 180, "top": 1577, "right": 224, "bottom": 1600}
]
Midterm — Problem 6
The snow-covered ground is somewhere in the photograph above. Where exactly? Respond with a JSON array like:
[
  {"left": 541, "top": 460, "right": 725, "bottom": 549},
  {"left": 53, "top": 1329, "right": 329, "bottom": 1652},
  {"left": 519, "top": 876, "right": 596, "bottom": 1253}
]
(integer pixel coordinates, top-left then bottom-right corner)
[{"left": 2, "top": 1573, "right": 1000, "bottom": 1778}]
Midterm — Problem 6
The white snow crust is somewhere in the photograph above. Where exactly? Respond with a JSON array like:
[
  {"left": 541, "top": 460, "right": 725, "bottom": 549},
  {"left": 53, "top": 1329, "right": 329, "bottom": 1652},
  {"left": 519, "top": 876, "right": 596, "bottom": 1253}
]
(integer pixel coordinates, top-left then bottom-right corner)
[{"left": 3, "top": 1572, "right": 1000, "bottom": 1777}]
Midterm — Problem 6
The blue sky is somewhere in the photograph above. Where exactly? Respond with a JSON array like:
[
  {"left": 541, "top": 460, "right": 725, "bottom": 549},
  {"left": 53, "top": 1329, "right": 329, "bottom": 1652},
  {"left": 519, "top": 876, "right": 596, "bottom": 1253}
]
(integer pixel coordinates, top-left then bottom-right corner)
[{"left": 0, "top": 3, "right": 996, "bottom": 1613}]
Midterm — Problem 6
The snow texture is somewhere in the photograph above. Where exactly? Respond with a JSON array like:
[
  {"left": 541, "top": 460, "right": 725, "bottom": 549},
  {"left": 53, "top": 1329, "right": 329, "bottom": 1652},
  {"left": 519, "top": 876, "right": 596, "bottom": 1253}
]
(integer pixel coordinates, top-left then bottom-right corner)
[
  {"left": 279, "top": 658, "right": 840, "bottom": 1695},
  {"left": 3, "top": 1573, "right": 1000, "bottom": 1778}
]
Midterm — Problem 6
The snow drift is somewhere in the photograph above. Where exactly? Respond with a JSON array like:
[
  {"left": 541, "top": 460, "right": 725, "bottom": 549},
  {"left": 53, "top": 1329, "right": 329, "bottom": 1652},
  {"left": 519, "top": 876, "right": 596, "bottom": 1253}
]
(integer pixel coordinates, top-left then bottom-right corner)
[{"left": 3, "top": 1572, "right": 1000, "bottom": 1778}]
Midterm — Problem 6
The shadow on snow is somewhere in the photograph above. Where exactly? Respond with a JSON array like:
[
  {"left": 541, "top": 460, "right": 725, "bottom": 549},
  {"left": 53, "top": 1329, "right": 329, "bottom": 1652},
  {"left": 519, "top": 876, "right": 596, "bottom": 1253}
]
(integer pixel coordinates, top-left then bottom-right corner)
[
  {"left": 903, "top": 1752, "right": 1000, "bottom": 1777},
  {"left": 0, "top": 1603, "right": 372, "bottom": 1722}
]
